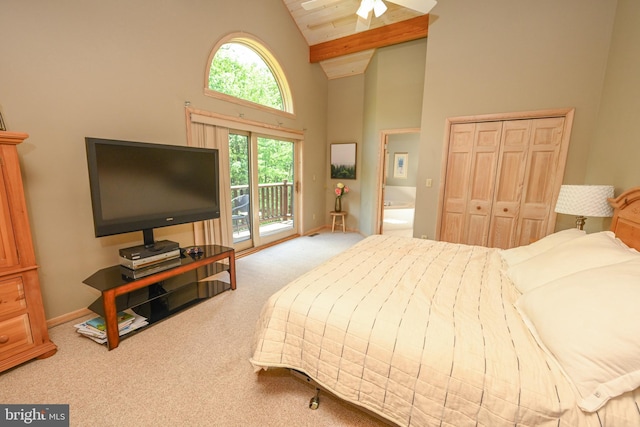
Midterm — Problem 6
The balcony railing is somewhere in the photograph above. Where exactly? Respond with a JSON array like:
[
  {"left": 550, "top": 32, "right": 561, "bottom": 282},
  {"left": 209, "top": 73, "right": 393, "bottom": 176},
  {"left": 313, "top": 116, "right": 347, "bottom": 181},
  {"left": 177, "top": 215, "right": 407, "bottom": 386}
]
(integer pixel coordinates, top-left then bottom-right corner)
[{"left": 231, "top": 181, "right": 293, "bottom": 229}]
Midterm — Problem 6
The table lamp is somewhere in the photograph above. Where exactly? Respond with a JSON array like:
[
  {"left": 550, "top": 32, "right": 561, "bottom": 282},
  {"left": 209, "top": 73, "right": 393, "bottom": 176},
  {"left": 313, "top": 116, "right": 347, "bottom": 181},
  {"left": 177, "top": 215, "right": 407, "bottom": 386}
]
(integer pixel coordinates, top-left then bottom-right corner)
[{"left": 554, "top": 185, "right": 615, "bottom": 230}]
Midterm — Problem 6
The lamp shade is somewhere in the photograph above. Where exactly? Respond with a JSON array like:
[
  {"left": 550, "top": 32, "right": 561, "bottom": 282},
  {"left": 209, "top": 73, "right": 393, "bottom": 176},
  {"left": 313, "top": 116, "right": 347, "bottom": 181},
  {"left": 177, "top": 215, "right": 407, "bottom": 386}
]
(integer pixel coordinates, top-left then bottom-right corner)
[{"left": 554, "top": 185, "right": 615, "bottom": 217}]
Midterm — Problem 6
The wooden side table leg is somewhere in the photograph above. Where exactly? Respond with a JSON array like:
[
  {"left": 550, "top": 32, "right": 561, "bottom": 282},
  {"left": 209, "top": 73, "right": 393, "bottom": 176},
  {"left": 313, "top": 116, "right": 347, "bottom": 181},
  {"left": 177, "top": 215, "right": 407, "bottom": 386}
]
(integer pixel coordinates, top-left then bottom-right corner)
[
  {"left": 342, "top": 213, "right": 346, "bottom": 233},
  {"left": 331, "top": 215, "right": 337, "bottom": 232}
]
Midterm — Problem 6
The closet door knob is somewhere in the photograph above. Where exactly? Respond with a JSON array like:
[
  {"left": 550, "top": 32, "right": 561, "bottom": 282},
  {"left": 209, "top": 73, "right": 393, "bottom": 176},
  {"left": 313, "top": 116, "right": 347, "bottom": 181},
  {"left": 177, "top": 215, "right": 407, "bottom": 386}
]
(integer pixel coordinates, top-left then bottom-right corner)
[
  {"left": 476, "top": 206, "right": 481, "bottom": 210},
  {"left": 0, "top": 335, "right": 9, "bottom": 344},
  {"left": 503, "top": 208, "right": 508, "bottom": 212}
]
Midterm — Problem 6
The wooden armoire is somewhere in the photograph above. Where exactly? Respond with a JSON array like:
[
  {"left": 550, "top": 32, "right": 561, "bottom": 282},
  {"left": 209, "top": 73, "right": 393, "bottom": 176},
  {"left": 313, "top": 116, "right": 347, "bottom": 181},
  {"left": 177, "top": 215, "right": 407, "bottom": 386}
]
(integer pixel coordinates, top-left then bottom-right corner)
[
  {"left": 437, "top": 109, "right": 574, "bottom": 249},
  {"left": 0, "top": 131, "right": 56, "bottom": 372}
]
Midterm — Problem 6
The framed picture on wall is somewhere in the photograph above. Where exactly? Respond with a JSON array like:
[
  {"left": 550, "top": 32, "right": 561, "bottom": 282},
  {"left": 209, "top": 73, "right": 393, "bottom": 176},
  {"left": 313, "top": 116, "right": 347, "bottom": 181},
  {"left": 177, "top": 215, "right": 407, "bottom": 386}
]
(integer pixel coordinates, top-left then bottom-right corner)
[
  {"left": 330, "top": 142, "right": 356, "bottom": 179},
  {"left": 394, "top": 152, "right": 408, "bottom": 179}
]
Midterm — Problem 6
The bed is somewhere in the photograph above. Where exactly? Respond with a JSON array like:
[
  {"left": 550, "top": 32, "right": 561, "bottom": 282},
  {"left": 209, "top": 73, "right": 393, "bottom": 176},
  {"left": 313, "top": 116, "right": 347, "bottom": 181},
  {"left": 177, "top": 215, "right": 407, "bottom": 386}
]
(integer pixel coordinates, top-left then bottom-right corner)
[{"left": 250, "top": 187, "right": 640, "bottom": 426}]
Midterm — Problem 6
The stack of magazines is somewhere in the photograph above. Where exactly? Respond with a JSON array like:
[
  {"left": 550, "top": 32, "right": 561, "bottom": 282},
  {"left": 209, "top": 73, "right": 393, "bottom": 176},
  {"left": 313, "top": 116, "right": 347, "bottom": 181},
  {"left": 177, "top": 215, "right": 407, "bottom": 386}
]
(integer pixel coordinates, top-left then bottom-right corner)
[{"left": 74, "top": 309, "right": 148, "bottom": 344}]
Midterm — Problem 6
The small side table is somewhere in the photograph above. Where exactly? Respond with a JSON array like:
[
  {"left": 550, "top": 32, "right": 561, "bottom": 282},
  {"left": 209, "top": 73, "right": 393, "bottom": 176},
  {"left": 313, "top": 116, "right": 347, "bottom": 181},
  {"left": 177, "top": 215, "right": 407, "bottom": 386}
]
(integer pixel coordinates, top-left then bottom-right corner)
[{"left": 330, "top": 211, "right": 347, "bottom": 233}]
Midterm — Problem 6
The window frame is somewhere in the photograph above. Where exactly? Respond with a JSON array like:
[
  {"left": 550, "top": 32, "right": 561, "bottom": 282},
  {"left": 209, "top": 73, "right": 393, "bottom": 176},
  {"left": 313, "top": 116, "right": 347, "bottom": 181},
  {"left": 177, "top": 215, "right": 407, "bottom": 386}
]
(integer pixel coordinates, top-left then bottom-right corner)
[{"left": 204, "top": 33, "right": 295, "bottom": 118}]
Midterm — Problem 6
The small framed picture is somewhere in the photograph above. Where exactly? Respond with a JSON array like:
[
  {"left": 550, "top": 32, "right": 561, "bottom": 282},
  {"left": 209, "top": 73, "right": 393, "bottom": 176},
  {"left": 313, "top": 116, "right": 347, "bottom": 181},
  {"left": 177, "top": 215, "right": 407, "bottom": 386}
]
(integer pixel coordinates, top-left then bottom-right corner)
[
  {"left": 330, "top": 142, "right": 356, "bottom": 180},
  {"left": 394, "top": 152, "right": 408, "bottom": 179},
  {"left": 0, "top": 112, "right": 5, "bottom": 131}
]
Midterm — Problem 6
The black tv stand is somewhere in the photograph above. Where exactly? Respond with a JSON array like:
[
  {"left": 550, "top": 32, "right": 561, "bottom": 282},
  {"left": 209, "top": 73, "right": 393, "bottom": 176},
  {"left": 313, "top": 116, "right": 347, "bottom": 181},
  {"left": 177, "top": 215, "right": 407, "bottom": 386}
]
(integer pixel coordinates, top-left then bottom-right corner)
[{"left": 83, "top": 244, "right": 236, "bottom": 350}]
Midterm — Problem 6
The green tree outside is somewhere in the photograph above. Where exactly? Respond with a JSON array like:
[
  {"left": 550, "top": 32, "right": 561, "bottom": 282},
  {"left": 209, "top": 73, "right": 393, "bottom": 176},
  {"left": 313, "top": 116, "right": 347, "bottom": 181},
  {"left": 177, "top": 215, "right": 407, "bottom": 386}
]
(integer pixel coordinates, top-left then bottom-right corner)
[
  {"left": 209, "top": 43, "right": 283, "bottom": 111},
  {"left": 211, "top": 44, "right": 292, "bottom": 187}
]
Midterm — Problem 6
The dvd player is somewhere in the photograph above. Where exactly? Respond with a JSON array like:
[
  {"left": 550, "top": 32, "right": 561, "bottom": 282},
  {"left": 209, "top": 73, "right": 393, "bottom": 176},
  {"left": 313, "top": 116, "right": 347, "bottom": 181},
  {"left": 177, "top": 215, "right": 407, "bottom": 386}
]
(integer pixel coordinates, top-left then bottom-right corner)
[
  {"left": 120, "top": 257, "right": 182, "bottom": 279},
  {"left": 119, "top": 248, "right": 181, "bottom": 270},
  {"left": 119, "top": 240, "right": 180, "bottom": 261}
]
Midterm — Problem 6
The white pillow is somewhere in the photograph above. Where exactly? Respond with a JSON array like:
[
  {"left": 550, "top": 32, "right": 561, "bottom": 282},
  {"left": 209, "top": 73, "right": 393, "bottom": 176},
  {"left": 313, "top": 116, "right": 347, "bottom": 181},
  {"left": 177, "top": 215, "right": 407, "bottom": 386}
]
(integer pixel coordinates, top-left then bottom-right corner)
[
  {"left": 515, "top": 259, "right": 640, "bottom": 412},
  {"left": 507, "top": 231, "right": 638, "bottom": 293},
  {"left": 500, "top": 228, "right": 586, "bottom": 267}
]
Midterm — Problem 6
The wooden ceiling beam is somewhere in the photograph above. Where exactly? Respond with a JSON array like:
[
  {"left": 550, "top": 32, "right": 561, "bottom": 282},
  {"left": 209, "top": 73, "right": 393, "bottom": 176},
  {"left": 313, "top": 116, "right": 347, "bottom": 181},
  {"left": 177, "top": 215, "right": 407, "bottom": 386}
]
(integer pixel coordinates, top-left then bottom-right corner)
[{"left": 309, "top": 15, "right": 429, "bottom": 63}]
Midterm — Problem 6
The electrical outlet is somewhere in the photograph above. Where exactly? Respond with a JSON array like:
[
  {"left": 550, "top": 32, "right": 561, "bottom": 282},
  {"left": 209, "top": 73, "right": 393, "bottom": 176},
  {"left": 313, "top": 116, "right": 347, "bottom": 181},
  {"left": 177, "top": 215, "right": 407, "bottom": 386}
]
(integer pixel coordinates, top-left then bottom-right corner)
[
  {"left": 421, "top": 234, "right": 428, "bottom": 239},
  {"left": 425, "top": 178, "right": 433, "bottom": 188}
]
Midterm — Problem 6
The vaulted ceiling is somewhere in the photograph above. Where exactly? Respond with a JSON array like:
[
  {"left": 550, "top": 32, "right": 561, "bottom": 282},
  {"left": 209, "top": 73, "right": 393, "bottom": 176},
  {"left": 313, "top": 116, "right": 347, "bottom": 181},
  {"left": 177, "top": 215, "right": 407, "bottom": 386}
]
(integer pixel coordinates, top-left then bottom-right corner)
[{"left": 281, "top": 0, "right": 432, "bottom": 79}]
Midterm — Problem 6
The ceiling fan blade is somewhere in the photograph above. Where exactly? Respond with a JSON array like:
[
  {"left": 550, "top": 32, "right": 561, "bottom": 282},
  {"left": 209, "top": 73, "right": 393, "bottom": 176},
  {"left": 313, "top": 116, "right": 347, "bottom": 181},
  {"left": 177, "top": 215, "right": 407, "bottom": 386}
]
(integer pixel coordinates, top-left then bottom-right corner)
[
  {"left": 356, "top": 0, "right": 373, "bottom": 19},
  {"left": 301, "top": 0, "right": 342, "bottom": 11},
  {"left": 372, "top": 0, "right": 387, "bottom": 17},
  {"left": 355, "top": 11, "right": 372, "bottom": 32},
  {"left": 386, "top": 0, "right": 437, "bottom": 14}
]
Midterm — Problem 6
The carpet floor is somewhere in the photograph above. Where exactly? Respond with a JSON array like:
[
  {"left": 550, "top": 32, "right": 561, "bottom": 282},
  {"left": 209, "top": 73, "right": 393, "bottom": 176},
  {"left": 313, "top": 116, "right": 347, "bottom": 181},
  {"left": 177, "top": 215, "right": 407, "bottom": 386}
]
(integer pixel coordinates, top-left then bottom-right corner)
[{"left": 0, "top": 231, "right": 391, "bottom": 426}]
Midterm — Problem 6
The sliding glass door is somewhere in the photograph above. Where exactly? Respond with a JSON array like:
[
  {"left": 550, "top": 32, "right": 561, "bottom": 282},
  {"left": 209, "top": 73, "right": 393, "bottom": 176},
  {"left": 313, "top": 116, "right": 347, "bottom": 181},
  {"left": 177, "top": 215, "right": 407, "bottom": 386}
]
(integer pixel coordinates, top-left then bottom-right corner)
[
  {"left": 229, "top": 132, "right": 297, "bottom": 251},
  {"left": 256, "top": 136, "right": 295, "bottom": 242},
  {"left": 229, "top": 132, "right": 252, "bottom": 249}
]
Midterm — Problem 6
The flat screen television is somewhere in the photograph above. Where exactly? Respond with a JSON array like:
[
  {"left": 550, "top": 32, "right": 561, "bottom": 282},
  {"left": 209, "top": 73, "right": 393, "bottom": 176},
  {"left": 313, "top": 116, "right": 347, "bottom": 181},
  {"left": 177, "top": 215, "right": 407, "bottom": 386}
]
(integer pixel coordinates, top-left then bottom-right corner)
[{"left": 85, "top": 137, "right": 220, "bottom": 248}]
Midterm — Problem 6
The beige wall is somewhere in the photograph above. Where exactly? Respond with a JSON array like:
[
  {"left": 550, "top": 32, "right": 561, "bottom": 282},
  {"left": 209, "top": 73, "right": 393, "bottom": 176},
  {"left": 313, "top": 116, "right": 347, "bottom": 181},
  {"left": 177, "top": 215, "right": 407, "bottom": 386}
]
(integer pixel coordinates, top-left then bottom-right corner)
[
  {"left": 386, "top": 133, "right": 420, "bottom": 188},
  {"left": 327, "top": 39, "right": 427, "bottom": 235},
  {"left": 0, "top": 0, "right": 328, "bottom": 319},
  {"left": 587, "top": 0, "right": 640, "bottom": 191},
  {"left": 415, "top": 0, "right": 618, "bottom": 238},
  {"left": 326, "top": 75, "right": 365, "bottom": 231},
  {"left": 361, "top": 39, "right": 427, "bottom": 234},
  {"left": 328, "top": 0, "right": 625, "bottom": 239},
  {"left": 1, "top": 0, "right": 635, "bottom": 321}
]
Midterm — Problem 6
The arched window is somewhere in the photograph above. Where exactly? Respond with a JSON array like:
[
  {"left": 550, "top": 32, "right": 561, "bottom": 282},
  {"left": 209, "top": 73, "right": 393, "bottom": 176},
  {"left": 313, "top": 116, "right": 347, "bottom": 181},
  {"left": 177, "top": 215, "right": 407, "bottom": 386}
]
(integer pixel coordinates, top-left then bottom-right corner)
[{"left": 205, "top": 34, "right": 294, "bottom": 115}]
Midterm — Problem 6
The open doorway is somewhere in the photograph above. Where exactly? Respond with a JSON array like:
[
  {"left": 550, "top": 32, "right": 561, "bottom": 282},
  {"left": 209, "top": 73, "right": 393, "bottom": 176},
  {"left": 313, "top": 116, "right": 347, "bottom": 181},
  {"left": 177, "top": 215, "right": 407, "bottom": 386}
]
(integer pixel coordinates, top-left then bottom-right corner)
[{"left": 376, "top": 129, "right": 420, "bottom": 237}]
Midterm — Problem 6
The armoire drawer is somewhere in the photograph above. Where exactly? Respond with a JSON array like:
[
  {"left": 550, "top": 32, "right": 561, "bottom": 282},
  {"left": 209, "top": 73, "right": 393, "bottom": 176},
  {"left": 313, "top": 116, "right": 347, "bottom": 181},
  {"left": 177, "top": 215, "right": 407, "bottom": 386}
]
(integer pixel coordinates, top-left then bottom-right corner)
[
  {"left": 0, "top": 275, "right": 27, "bottom": 317},
  {"left": 0, "top": 314, "right": 34, "bottom": 357}
]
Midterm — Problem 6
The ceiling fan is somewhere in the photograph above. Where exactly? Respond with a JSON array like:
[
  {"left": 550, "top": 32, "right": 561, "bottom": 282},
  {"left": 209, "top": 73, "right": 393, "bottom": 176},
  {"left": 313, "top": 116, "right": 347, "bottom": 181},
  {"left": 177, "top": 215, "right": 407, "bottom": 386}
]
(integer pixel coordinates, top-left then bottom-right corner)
[{"left": 301, "top": 0, "right": 437, "bottom": 31}]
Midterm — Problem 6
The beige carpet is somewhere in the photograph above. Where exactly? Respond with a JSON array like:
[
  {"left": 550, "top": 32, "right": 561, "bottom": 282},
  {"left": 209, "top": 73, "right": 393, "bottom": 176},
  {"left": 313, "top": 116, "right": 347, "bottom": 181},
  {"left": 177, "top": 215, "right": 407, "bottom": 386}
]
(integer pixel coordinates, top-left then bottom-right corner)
[{"left": 0, "top": 231, "right": 391, "bottom": 426}]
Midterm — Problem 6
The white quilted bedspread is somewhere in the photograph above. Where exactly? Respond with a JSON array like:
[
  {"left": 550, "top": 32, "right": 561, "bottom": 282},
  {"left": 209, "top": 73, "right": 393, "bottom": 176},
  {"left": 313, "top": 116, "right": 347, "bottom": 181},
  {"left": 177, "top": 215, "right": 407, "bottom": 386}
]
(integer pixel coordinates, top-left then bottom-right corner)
[{"left": 250, "top": 235, "right": 640, "bottom": 426}]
